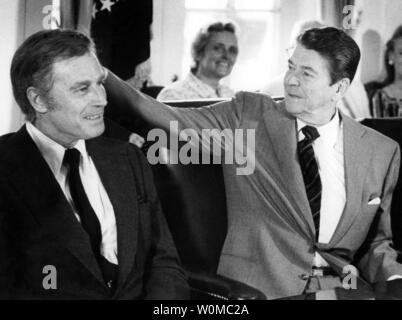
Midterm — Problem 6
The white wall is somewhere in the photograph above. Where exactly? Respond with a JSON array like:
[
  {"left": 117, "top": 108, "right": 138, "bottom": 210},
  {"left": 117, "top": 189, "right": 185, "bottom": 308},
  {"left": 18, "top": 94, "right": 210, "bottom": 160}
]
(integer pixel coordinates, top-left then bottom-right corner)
[
  {"left": 0, "top": 0, "right": 25, "bottom": 135},
  {"left": 353, "top": 0, "right": 402, "bottom": 83}
]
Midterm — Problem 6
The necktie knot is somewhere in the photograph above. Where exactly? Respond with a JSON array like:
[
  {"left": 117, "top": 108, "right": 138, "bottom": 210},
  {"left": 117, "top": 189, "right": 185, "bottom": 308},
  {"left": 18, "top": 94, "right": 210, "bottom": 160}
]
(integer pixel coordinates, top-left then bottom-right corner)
[
  {"left": 63, "top": 148, "right": 81, "bottom": 169},
  {"left": 302, "top": 125, "right": 320, "bottom": 142}
]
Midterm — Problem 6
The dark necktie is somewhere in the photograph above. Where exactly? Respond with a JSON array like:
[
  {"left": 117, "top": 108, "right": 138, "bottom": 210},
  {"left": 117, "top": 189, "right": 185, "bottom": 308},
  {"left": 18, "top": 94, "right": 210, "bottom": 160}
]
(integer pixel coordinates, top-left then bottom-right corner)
[
  {"left": 63, "top": 148, "right": 117, "bottom": 288},
  {"left": 297, "top": 126, "right": 322, "bottom": 241}
]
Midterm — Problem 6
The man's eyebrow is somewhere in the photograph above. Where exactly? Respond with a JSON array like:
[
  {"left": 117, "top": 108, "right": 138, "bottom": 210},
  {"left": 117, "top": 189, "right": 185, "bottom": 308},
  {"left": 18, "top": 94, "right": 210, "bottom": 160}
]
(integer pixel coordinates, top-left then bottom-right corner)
[
  {"left": 300, "top": 65, "right": 318, "bottom": 75},
  {"left": 69, "top": 80, "right": 91, "bottom": 90},
  {"left": 69, "top": 72, "right": 107, "bottom": 90},
  {"left": 287, "top": 59, "right": 318, "bottom": 74}
]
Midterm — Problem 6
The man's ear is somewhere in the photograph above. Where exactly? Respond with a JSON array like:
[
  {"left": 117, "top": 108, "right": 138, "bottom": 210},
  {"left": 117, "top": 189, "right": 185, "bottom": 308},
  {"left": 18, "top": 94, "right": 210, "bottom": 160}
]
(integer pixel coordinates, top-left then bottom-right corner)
[
  {"left": 26, "top": 87, "right": 50, "bottom": 114},
  {"left": 332, "top": 78, "right": 350, "bottom": 102}
]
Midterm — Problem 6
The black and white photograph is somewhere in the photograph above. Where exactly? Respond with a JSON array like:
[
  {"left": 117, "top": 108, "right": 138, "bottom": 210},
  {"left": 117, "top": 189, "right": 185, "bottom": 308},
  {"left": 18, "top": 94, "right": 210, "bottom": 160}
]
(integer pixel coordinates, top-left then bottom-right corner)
[{"left": 1, "top": 0, "right": 402, "bottom": 309}]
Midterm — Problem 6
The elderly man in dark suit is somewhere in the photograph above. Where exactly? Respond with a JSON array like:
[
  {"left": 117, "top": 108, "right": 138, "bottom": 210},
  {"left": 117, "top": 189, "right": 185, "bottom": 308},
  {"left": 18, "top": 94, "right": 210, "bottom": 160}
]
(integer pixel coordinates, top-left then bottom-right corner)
[
  {"left": 105, "top": 27, "right": 402, "bottom": 299},
  {"left": 0, "top": 29, "right": 188, "bottom": 299}
]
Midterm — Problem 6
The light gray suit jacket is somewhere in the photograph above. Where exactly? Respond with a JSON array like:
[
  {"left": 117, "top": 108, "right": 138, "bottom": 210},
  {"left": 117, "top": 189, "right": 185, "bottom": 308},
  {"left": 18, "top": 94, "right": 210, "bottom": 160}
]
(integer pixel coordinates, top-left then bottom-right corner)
[{"left": 106, "top": 73, "right": 402, "bottom": 299}]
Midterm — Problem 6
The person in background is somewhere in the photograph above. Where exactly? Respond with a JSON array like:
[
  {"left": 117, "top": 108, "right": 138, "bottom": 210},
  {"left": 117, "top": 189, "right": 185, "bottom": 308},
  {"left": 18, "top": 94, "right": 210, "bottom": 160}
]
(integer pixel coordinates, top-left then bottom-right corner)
[
  {"left": 370, "top": 25, "right": 402, "bottom": 117},
  {"left": 157, "top": 21, "right": 239, "bottom": 101},
  {"left": 262, "top": 20, "right": 370, "bottom": 120},
  {"left": 0, "top": 29, "right": 188, "bottom": 299}
]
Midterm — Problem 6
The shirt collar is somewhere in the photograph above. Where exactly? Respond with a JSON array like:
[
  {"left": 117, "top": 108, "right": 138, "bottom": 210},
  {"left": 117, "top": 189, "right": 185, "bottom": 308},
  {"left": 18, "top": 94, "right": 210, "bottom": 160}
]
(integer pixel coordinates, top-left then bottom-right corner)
[
  {"left": 296, "top": 110, "right": 341, "bottom": 147},
  {"left": 26, "top": 122, "right": 87, "bottom": 175}
]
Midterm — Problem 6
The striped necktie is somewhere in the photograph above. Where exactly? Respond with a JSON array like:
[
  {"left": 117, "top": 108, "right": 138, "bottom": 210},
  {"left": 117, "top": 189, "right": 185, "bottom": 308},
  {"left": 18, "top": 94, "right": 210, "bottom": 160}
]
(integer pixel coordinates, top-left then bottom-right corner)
[{"left": 298, "top": 125, "right": 321, "bottom": 241}]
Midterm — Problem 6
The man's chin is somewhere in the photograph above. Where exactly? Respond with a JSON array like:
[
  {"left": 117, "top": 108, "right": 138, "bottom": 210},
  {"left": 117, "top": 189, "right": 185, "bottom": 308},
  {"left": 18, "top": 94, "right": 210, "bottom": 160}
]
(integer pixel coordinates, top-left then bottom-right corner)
[
  {"left": 96, "top": 123, "right": 106, "bottom": 137},
  {"left": 284, "top": 99, "right": 303, "bottom": 115},
  {"left": 86, "top": 123, "right": 105, "bottom": 140}
]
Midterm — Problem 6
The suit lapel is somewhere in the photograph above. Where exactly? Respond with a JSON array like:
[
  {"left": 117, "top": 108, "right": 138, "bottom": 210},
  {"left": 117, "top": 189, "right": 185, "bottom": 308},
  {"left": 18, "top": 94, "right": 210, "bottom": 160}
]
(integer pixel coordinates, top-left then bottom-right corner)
[
  {"left": 7, "top": 126, "right": 105, "bottom": 285},
  {"left": 329, "top": 114, "right": 372, "bottom": 246},
  {"left": 86, "top": 139, "right": 138, "bottom": 294},
  {"left": 262, "top": 101, "right": 315, "bottom": 240}
]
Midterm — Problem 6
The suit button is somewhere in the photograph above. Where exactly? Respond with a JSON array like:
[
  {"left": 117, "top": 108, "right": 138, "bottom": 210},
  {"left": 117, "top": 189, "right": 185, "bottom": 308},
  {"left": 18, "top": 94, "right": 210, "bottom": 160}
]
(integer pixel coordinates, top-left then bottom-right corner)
[{"left": 299, "top": 273, "right": 310, "bottom": 281}]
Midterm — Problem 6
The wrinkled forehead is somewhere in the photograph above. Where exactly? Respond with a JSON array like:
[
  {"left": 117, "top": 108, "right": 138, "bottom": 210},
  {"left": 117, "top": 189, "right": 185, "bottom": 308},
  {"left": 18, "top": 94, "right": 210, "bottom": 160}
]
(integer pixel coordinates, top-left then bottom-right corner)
[{"left": 51, "top": 52, "right": 104, "bottom": 84}]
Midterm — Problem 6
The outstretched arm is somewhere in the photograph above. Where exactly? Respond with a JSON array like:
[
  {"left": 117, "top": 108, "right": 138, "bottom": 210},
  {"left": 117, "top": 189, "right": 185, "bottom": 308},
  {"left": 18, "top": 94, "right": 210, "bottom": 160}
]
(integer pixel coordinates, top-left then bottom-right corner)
[
  {"left": 105, "top": 71, "right": 244, "bottom": 145},
  {"left": 105, "top": 70, "right": 184, "bottom": 132}
]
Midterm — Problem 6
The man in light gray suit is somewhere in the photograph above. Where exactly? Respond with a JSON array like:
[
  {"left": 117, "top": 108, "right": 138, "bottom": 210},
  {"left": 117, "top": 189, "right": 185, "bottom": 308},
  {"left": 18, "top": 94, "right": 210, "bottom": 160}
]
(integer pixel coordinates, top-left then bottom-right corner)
[{"left": 105, "top": 27, "right": 402, "bottom": 299}]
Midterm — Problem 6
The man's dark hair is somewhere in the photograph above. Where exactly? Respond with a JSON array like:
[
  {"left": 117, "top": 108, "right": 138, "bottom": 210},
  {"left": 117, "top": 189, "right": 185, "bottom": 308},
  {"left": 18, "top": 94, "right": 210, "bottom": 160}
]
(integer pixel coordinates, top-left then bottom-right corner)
[
  {"left": 10, "top": 29, "right": 95, "bottom": 122},
  {"left": 191, "top": 21, "right": 237, "bottom": 74},
  {"left": 297, "top": 27, "right": 361, "bottom": 84}
]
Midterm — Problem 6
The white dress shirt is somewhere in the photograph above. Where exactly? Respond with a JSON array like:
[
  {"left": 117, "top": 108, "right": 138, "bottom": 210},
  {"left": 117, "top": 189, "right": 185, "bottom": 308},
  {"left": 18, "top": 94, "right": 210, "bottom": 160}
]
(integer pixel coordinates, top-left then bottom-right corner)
[
  {"left": 26, "top": 122, "right": 118, "bottom": 264},
  {"left": 297, "top": 111, "right": 345, "bottom": 267}
]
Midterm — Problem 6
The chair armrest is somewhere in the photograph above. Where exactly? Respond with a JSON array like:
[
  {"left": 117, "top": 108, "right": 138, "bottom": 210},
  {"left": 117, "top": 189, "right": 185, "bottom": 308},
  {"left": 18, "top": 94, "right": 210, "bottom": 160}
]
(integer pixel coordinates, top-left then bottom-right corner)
[{"left": 186, "top": 269, "right": 266, "bottom": 300}]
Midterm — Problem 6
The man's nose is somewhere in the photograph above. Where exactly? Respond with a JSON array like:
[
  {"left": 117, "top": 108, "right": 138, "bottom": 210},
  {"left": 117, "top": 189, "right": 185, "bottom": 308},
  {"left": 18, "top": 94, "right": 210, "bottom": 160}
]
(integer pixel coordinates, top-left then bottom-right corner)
[
  {"left": 286, "top": 71, "right": 300, "bottom": 86},
  {"left": 92, "top": 85, "right": 107, "bottom": 107}
]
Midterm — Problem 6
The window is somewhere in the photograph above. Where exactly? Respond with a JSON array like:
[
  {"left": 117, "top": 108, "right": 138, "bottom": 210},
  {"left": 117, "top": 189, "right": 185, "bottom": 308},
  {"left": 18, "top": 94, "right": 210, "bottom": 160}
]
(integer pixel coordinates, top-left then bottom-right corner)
[{"left": 182, "top": 0, "right": 281, "bottom": 91}]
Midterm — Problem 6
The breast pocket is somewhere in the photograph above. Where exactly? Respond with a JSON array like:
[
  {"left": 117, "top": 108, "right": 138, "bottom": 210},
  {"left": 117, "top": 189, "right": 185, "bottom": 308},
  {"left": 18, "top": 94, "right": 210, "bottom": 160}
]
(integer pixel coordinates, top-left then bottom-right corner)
[
  {"left": 362, "top": 189, "right": 381, "bottom": 219},
  {"left": 364, "top": 202, "right": 380, "bottom": 217}
]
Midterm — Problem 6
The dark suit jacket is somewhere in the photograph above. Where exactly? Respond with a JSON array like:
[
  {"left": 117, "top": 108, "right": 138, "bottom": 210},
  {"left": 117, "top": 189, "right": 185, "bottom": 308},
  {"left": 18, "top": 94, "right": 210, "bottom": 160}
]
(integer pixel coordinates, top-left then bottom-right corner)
[{"left": 0, "top": 125, "right": 188, "bottom": 299}]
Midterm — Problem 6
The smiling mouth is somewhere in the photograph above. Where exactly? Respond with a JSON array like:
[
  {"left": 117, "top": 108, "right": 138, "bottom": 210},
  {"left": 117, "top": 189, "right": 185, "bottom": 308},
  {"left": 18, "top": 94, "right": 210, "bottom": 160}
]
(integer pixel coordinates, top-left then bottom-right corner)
[
  {"left": 217, "top": 61, "right": 230, "bottom": 68},
  {"left": 84, "top": 114, "right": 103, "bottom": 120},
  {"left": 287, "top": 93, "right": 302, "bottom": 98}
]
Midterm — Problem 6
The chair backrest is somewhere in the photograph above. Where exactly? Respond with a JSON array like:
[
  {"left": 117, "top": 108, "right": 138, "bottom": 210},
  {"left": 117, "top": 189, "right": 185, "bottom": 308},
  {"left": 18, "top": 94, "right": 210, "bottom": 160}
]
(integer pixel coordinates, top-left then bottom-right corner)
[
  {"left": 161, "top": 96, "right": 284, "bottom": 108},
  {"left": 161, "top": 98, "right": 230, "bottom": 108},
  {"left": 151, "top": 99, "right": 228, "bottom": 273},
  {"left": 360, "top": 118, "right": 402, "bottom": 251},
  {"left": 152, "top": 162, "right": 227, "bottom": 273},
  {"left": 141, "top": 85, "right": 164, "bottom": 99},
  {"left": 364, "top": 81, "right": 385, "bottom": 116}
]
